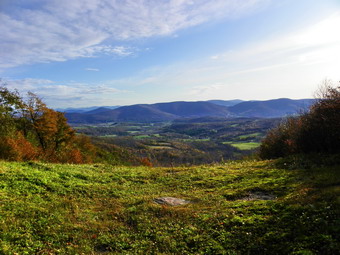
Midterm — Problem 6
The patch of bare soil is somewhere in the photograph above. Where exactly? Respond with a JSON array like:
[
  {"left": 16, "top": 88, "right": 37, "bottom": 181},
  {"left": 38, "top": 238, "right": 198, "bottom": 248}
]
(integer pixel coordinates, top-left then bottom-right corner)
[
  {"left": 241, "top": 191, "right": 276, "bottom": 201},
  {"left": 154, "top": 197, "right": 191, "bottom": 206}
]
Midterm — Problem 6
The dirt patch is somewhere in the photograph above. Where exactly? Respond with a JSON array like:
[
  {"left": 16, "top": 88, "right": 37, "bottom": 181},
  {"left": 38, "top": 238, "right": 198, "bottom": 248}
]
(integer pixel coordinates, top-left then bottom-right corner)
[
  {"left": 154, "top": 197, "right": 191, "bottom": 206},
  {"left": 241, "top": 191, "right": 276, "bottom": 201}
]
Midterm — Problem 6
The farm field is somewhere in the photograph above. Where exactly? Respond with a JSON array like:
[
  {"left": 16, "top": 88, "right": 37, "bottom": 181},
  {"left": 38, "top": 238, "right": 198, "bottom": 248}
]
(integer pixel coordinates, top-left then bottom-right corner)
[{"left": 223, "top": 142, "right": 261, "bottom": 150}]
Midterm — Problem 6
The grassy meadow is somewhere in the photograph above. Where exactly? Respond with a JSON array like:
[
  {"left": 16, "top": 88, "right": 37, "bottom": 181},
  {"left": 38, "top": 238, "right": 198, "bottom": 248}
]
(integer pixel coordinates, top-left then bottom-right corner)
[
  {"left": 0, "top": 159, "right": 339, "bottom": 254},
  {"left": 222, "top": 142, "right": 261, "bottom": 150}
]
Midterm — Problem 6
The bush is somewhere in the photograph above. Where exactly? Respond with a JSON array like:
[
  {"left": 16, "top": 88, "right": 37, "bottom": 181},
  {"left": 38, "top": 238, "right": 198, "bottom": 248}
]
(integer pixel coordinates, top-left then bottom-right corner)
[
  {"left": 0, "top": 132, "right": 38, "bottom": 161},
  {"left": 259, "top": 80, "right": 340, "bottom": 159},
  {"left": 259, "top": 117, "right": 301, "bottom": 159}
]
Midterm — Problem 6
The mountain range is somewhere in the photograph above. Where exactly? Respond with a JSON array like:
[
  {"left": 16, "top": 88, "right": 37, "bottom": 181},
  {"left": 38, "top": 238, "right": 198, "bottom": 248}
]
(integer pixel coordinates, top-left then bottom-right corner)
[{"left": 64, "top": 98, "right": 314, "bottom": 123}]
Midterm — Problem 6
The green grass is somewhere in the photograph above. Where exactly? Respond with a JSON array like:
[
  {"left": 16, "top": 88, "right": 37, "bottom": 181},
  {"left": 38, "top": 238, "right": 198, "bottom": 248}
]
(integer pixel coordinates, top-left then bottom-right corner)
[
  {"left": 125, "top": 126, "right": 141, "bottom": 129},
  {"left": 181, "top": 138, "right": 210, "bottom": 142},
  {"left": 223, "top": 142, "right": 261, "bottom": 150},
  {"left": 99, "top": 134, "right": 117, "bottom": 138},
  {"left": 127, "top": 131, "right": 139, "bottom": 134},
  {"left": 134, "top": 135, "right": 150, "bottom": 139},
  {"left": 237, "top": 132, "right": 262, "bottom": 139},
  {"left": 229, "top": 124, "right": 239, "bottom": 127},
  {"left": 148, "top": 145, "right": 174, "bottom": 150},
  {"left": 0, "top": 160, "right": 339, "bottom": 254}
]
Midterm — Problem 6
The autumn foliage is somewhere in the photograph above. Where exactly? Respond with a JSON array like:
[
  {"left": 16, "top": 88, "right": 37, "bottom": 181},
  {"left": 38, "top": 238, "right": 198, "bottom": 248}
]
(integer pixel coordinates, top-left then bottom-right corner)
[
  {"left": 259, "top": 80, "right": 340, "bottom": 159},
  {"left": 0, "top": 132, "right": 38, "bottom": 161},
  {"left": 0, "top": 84, "right": 96, "bottom": 163}
]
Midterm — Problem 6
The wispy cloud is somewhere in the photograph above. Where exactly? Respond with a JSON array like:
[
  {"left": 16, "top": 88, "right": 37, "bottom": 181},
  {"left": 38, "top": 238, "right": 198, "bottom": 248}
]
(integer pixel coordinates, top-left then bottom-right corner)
[
  {"left": 188, "top": 84, "right": 223, "bottom": 96},
  {"left": 4, "top": 78, "right": 55, "bottom": 91},
  {"left": 0, "top": 0, "right": 268, "bottom": 69},
  {"left": 210, "top": 12, "right": 340, "bottom": 66},
  {"left": 85, "top": 68, "right": 99, "bottom": 72},
  {"left": 3, "top": 78, "right": 130, "bottom": 107},
  {"left": 101, "top": 13, "right": 340, "bottom": 102},
  {"left": 3, "top": 9, "right": 339, "bottom": 107}
]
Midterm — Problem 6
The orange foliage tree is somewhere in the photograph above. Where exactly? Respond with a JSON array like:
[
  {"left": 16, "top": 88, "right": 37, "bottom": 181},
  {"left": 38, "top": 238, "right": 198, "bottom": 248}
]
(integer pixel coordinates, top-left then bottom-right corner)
[{"left": 0, "top": 84, "right": 96, "bottom": 163}]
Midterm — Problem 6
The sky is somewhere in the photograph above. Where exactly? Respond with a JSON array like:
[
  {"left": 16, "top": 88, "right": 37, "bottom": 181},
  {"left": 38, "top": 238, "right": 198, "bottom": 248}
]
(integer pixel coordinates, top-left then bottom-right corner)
[{"left": 1, "top": 0, "right": 340, "bottom": 108}]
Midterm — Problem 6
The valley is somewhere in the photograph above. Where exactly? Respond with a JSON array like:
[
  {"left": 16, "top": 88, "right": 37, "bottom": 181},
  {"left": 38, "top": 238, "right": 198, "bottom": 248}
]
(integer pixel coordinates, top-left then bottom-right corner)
[
  {"left": 63, "top": 98, "right": 311, "bottom": 166},
  {"left": 73, "top": 117, "right": 281, "bottom": 166}
]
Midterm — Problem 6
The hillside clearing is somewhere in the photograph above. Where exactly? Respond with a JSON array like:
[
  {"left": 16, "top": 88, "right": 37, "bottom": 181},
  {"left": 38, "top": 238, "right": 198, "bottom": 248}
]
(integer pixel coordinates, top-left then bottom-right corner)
[
  {"left": 0, "top": 160, "right": 339, "bottom": 254},
  {"left": 223, "top": 142, "right": 261, "bottom": 150}
]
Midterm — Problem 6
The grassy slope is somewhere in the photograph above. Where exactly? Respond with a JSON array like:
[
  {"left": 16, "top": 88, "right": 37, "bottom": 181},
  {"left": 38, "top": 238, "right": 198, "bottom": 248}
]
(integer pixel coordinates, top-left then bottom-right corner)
[
  {"left": 223, "top": 142, "right": 261, "bottom": 150},
  {"left": 0, "top": 160, "right": 339, "bottom": 254}
]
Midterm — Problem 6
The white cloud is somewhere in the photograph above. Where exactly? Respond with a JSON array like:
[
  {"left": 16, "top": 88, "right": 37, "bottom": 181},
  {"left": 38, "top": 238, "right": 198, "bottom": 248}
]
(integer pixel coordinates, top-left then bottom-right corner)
[
  {"left": 0, "top": 0, "right": 268, "bottom": 69},
  {"left": 210, "top": 12, "right": 340, "bottom": 67},
  {"left": 103, "top": 13, "right": 340, "bottom": 102},
  {"left": 4, "top": 78, "right": 54, "bottom": 91},
  {"left": 85, "top": 68, "right": 99, "bottom": 72},
  {"left": 188, "top": 84, "right": 223, "bottom": 96},
  {"left": 2, "top": 78, "right": 129, "bottom": 107}
]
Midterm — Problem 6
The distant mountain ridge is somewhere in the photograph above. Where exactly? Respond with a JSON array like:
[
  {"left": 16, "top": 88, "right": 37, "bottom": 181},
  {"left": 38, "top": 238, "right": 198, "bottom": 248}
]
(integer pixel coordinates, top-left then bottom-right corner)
[
  {"left": 65, "top": 101, "right": 232, "bottom": 123},
  {"left": 56, "top": 105, "right": 119, "bottom": 113},
  {"left": 228, "top": 98, "right": 314, "bottom": 118},
  {"left": 207, "top": 99, "right": 244, "bottom": 107},
  {"left": 64, "top": 98, "right": 314, "bottom": 123}
]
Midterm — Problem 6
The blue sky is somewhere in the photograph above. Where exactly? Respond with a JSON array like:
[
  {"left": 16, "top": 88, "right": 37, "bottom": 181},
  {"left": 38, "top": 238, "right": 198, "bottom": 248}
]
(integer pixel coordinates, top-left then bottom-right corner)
[{"left": 1, "top": 0, "right": 340, "bottom": 108}]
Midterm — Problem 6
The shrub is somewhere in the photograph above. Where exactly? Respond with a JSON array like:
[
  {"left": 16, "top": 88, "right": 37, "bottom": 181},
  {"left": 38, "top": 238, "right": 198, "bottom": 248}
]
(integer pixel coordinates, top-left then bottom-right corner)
[
  {"left": 67, "top": 149, "right": 84, "bottom": 164},
  {"left": 0, "top": 132, "right": 38, "bottom": 161},
  {"left": 259, "top": 117, "right": 301, "bottom": 159},
  {"left": 259, "top": 80, "right": 340, "bottom": 159},
  {"left": 73, "top": 135, "right": 97, "bottom": 163},
  {"left": 140, "top": 157, "right": 153, "bottom": 167}
]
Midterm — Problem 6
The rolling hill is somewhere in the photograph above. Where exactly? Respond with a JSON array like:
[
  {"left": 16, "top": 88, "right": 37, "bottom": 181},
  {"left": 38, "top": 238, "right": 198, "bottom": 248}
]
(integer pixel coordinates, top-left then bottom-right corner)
[
  {"left": 65, "top": 101, "right": 232, "bottom": 123},
  {"left": 207, "top": 99, "right": 244, "bottom": 107},
  {"left": 56, "top": 105, "right": 119, "bottom": 113},
  {"left": 228, "top": 98, "right": 314, "bottom": 118},
  {"left": 64, "top": 98, "right": 314, "bottom": 123}
]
